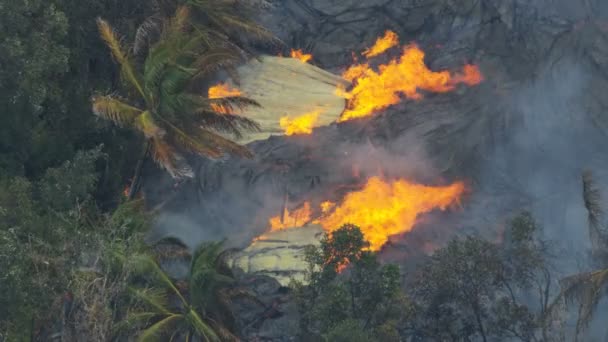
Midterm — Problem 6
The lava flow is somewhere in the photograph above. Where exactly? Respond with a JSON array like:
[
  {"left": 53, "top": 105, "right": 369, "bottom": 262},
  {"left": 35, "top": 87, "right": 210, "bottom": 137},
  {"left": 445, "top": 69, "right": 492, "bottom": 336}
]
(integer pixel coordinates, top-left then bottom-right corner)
[
  {"left": 337, "top": 32, "right": 483, "bottom": 122},
  {"left": 267, "top": 177, "right": 465, "bottom": 251},
  {"left": 290, "top": 49, "right": 313, "bottom": 63},
  {"left": 279, "top": 110, "right": 322, "bottom": 135},
  {"left": 208, "top": 83, "right": 243, "bottom": 114}
]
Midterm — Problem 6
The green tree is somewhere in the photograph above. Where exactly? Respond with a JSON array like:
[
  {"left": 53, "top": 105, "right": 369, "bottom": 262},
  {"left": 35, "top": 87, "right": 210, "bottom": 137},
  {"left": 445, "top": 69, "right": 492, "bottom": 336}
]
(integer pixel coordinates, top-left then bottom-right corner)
[
  {"left": 93, "top": 10, "right": 260, "bottom": 184},
  {"left": 410, "top": 212, "right": 554, "bottom": 342},
  {"left": 293, "top": 224, "right": 409, "bottom": 341},
  {"left": 119, "top": 241, "right": 248, "bottom": 341}
]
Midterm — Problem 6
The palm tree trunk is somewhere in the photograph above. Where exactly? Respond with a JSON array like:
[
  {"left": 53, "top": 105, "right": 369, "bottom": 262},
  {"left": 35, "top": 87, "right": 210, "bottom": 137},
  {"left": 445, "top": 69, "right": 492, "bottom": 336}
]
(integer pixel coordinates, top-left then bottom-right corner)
[{"left": 128, "top": 140, "right": 151, "bottom": 200}]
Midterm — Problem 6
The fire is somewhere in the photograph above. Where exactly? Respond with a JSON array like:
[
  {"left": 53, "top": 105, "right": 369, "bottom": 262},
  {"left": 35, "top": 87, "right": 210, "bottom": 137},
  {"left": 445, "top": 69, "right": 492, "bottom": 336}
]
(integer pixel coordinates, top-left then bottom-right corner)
[
  {"left": 208, "top": 83, "right": 242, "bottom": 99},
  {"left": 290, "top": 49, "right": 313, "bottom": 63},
  {"left": 270, "top": 202, "right": 312, "bottom": 231},
  {"left": 266, "top": 177, "right": 465, "bottom": 251},
  {"left": 279, "top": 110, "right": 321, "bottom": 136},
  {"left": 362, "top": 30, "right": 399, "bottom": 58},
  {"left": 317, "top": 177, "right": 465, "bottom": 251},
  {"left": 337, "top": 41, "right": 483, "bottom": 122}
]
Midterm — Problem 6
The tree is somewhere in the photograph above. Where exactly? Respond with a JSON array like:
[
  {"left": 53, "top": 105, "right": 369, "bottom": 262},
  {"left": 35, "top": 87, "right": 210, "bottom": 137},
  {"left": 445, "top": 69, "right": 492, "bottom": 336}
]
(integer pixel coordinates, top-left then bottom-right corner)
[
  {"left": 119, "top": 241, "right": 249, "bottom": 341},
  {"left": 558, "top": 171, "right": 608, "bottom": 341},
  {"left": 93, "top": 7, "right": 261, "bottom": 187},
  {"left": 292, "top": 224, "right": 409, "bottom": 341},
  {"left": 410, "top": 212, "right": 554, "bottom": 342}
]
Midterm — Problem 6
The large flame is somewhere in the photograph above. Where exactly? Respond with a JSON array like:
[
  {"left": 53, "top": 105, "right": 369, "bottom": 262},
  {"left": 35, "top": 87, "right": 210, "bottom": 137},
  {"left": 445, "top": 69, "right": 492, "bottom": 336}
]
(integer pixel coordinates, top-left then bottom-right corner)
[
  {"left": 279, "top": 110, "right": 321, "bottom": 136},
  {"left": 337, "top": 41, "right": 483, "bottom": 121},
  {"left": 267, "top": 177, "right": 465, "bottom": 251},
  {"left": 290, "top": 49, "right": 313, "bottom": 63},
  {"left": 362, "top": 30, "right": 399, "bottom": 58},
  {"left": 317, "top": 177, "right": 465, "bottom": 251}
]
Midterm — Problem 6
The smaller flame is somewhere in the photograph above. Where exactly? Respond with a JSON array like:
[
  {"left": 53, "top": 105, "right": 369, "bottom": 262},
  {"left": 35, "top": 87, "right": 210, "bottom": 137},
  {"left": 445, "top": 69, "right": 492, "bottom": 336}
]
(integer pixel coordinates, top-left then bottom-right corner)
[
  {"left": 362, "top": 30, "right": 399, "bottom": 58},
  {"left": 279, "top": 110, "right": 321, "bottom": 136},
  {"left": 290, "top": 49, "right": 313, "bottom": 63},
  {"left": 208, "top": 83, "right": 242, "bottom": 99},
  {"left": 269, "top": 202, "right": 312, "bottom": 231},
  {"left": 321, "top": 201, "right": 336, "bottom": 214}
]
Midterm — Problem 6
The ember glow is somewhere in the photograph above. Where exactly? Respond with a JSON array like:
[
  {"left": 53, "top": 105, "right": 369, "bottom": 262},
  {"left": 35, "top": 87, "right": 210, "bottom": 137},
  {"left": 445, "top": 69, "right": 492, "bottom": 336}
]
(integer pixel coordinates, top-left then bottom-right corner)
[
  {"left": 267, "top": 177, "right": 465, "bottom": 251},
  {"left": 290, "top": 49, "right": 313, "bottom": 63},
  {"left": 279, "top": 110, "right": 321, "bottom": 136},
  {"left": 337, "top": 41, "right": 483, "bottom": 122},
  {"left": 362, "top": 30, "right": 399, "bottom": 58}
]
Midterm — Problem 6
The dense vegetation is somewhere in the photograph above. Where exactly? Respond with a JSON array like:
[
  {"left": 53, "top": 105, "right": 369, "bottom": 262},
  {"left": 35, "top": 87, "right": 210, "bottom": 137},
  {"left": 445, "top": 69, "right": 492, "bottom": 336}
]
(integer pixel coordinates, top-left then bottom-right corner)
[{"left": 2, "top": 0, "right": 608, "bottom": 341}]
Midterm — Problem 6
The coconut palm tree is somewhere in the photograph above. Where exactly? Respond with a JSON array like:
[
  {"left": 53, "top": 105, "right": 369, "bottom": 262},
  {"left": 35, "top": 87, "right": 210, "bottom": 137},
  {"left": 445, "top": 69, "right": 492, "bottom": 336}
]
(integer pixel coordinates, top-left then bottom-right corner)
[
  {"left": 93, "top": 8, "right": 261, "bottom": 196},
  {"left": 120, "top": 241, "right": 252, "bottom": 341},
  {"left": 133, "top": 0, "right": 277, "bottom": 60},
  {"left": 558, "top": 171, "right": 608, "bottom": 340}
]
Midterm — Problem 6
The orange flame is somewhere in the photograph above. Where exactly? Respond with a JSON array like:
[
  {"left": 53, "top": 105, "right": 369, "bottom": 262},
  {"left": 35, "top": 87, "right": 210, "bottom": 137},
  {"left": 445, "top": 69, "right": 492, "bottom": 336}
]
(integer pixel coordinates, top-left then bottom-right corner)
[
  {"left": 279, "top": 110, "right": 321, "bottom": 136},
  {"left": 265, "top": 177, "right": 465, "bottom": 251},
  {"left": 208, "top": 83, "right": 242, "bottom": 99},
  {"left": 290, "top": 49, "right": 313, "bottom": 63},
  {"left": 362, "top": 30, "right": 399, "bottom": 58},
  {"left": 337, "top": 43, "right": 483, "bottom": 122},
  {"left": 317, "top": 177, "right": 465, "bottom": 251},
  {"left": 269, "top": 202, "right": 313, "bottom": 231}
]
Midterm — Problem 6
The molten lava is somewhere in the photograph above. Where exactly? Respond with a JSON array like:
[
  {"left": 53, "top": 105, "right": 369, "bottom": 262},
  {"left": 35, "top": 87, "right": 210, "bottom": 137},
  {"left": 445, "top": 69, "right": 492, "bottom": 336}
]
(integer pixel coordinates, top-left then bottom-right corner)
[
  {"left": 362, "top": 30, "right": 399, "bottom": 58},
  {"left": 208, "top": 83, "right": 242, "bottom": 99},
  {"left": 290, "top": 49, "right": 313, "bottom": 63},
  {"left": 279, "top": 110, "right": 321, "bottom": 136},
  {"left": 266, "top": 177, "right": 465, "bottom": 251},
  {"left": 337, "top": 42, "right": 483, "bottom": 122}
]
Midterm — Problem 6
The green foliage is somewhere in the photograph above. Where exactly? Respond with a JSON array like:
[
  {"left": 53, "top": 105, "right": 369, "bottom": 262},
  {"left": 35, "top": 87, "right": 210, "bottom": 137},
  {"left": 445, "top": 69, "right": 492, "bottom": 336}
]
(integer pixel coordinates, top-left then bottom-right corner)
[
  {"left": 293, "top": 224, "right": 410, "bottom": 340},
  {"left": 410, "top": 212, "right": 553, "bottom": 341}
]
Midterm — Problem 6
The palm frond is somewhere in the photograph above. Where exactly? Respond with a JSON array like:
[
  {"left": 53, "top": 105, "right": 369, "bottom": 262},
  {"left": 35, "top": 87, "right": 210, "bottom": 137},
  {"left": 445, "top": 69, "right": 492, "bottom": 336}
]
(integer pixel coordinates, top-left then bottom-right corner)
[
  {"left": 175, "top": 125, "right": 253, "bottom": 158},
  {"left": 134, "top": 16, "right": 164, "bottom": 56},
  {"left": 134, "top": 111, "right": 165, "bottom": 138},
  {"left": 150, "top": 137, "right": 195, "bottom": 179},
  {"left": 192, "top": 48, "right": 246, "bottom": 80},
  {"left": 164, "top": 123, "right": 224, "bottom": 158},
  {"left": 92, "top": 95, "right": 143, "bottom": 126},
  {"left": 207, "top": 319, "right": 240, "bottom": 342},
  {"left": 187, "top": 309, "right": 221, "bottom": 342},
  {"left": 129, "top": 287, "right": 172, "bottom": 315},
  {"left": 138, "top": 314, "right": 183, "bottom": 342},
  {"left": 560, "top": 269, "right": 608, "bottom": 333},
  {"left": 97, "top": 18, "right": 147, "bottom": 100},
  {"left": 583, "top": 171, "right": 603, "bottom": 231},
  {"left": 114, "top": 311, "right": 159, "bottom": 333}
]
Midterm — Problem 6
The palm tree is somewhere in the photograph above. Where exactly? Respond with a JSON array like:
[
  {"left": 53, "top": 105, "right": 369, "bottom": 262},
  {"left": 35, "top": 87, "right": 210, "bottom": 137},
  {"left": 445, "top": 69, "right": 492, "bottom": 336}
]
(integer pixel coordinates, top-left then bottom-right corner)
[
  {"left": 93, "top": 8, "right": 261, "bottom": 196},
  {"left": 558, "top": 171, "right": 608, "bottom": 340},
  {"left": 120, "top": 241, "right": 252, "bottom": 341},
  {"left": 133, "top": 0, "right": 277, "bottom": 60}
]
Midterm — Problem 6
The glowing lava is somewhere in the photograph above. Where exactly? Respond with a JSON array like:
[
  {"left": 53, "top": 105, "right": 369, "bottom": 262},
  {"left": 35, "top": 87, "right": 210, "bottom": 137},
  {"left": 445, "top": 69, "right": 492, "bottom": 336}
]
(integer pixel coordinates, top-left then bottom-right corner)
[
  {"left": 362, "top": 30, "right": 399, "bottom": 58},
  {"left": 337, "top": 40, "right": 483, "bottom": 121},
  {"left": 279, "top": 110, "right": 321, "bottom": 135},
  {"left": 267, "top": 177, "right": 465, "bottom": 251},
  {"left": 290, "top": 49, "right": 313, "bottom": 63},
  {"left": 208, "top": 83, "right": 242, "bottom": 99}
]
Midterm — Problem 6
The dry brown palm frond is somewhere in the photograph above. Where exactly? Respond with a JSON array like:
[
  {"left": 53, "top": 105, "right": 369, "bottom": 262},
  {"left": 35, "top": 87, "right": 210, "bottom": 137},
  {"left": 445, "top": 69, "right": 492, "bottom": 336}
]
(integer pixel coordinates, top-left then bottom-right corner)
[
  {"left": 583, "top": 170, "right": 603, "bottom": 231},
  {"left": 560, "top": 269, "right": 608, "bottom": 336},
  {"left": 91, "top": 95, "right": 142, "bottom": 126},
  {"left": 97, "top": 18, "right": 146, "bottom": 99},
  {"left": 189, "top": 126, "right": 253, "bottom": 158},
  {"left": 150, "top": 137, "right": 194, "bottom": 179},
  {"left": 133, "top": 15, "right": 164, "bottom": 57}
]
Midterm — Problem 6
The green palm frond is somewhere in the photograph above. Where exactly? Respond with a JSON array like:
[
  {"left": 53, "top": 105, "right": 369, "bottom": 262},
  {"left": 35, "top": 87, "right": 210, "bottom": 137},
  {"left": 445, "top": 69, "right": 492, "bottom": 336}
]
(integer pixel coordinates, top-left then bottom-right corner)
[
  {"left": 187, "top": 309, "right": 221, "bottom": 342},
  {"left": 192, "top": 48, "right": 246, "bottom": 80},
  {"left": 92, "top": 95, "right": 143, "bottom": 126},
  {"left": 560, "top": 269, "right": 608, "bottom": 333},
  {"left": 135, "top": 111, "right": 165, "bottom": 138},
  {"left": 114, "top": 311, "right": 159, "bottom": 333},
  {"left": 97, "top": 18, "right": 147, "bottom": 100},
  {"left": 129, "top": 287, "right": 172, "bottom": 315},
  {"left": 138, "top": 314, "right": 183, "bottom": 342}
]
